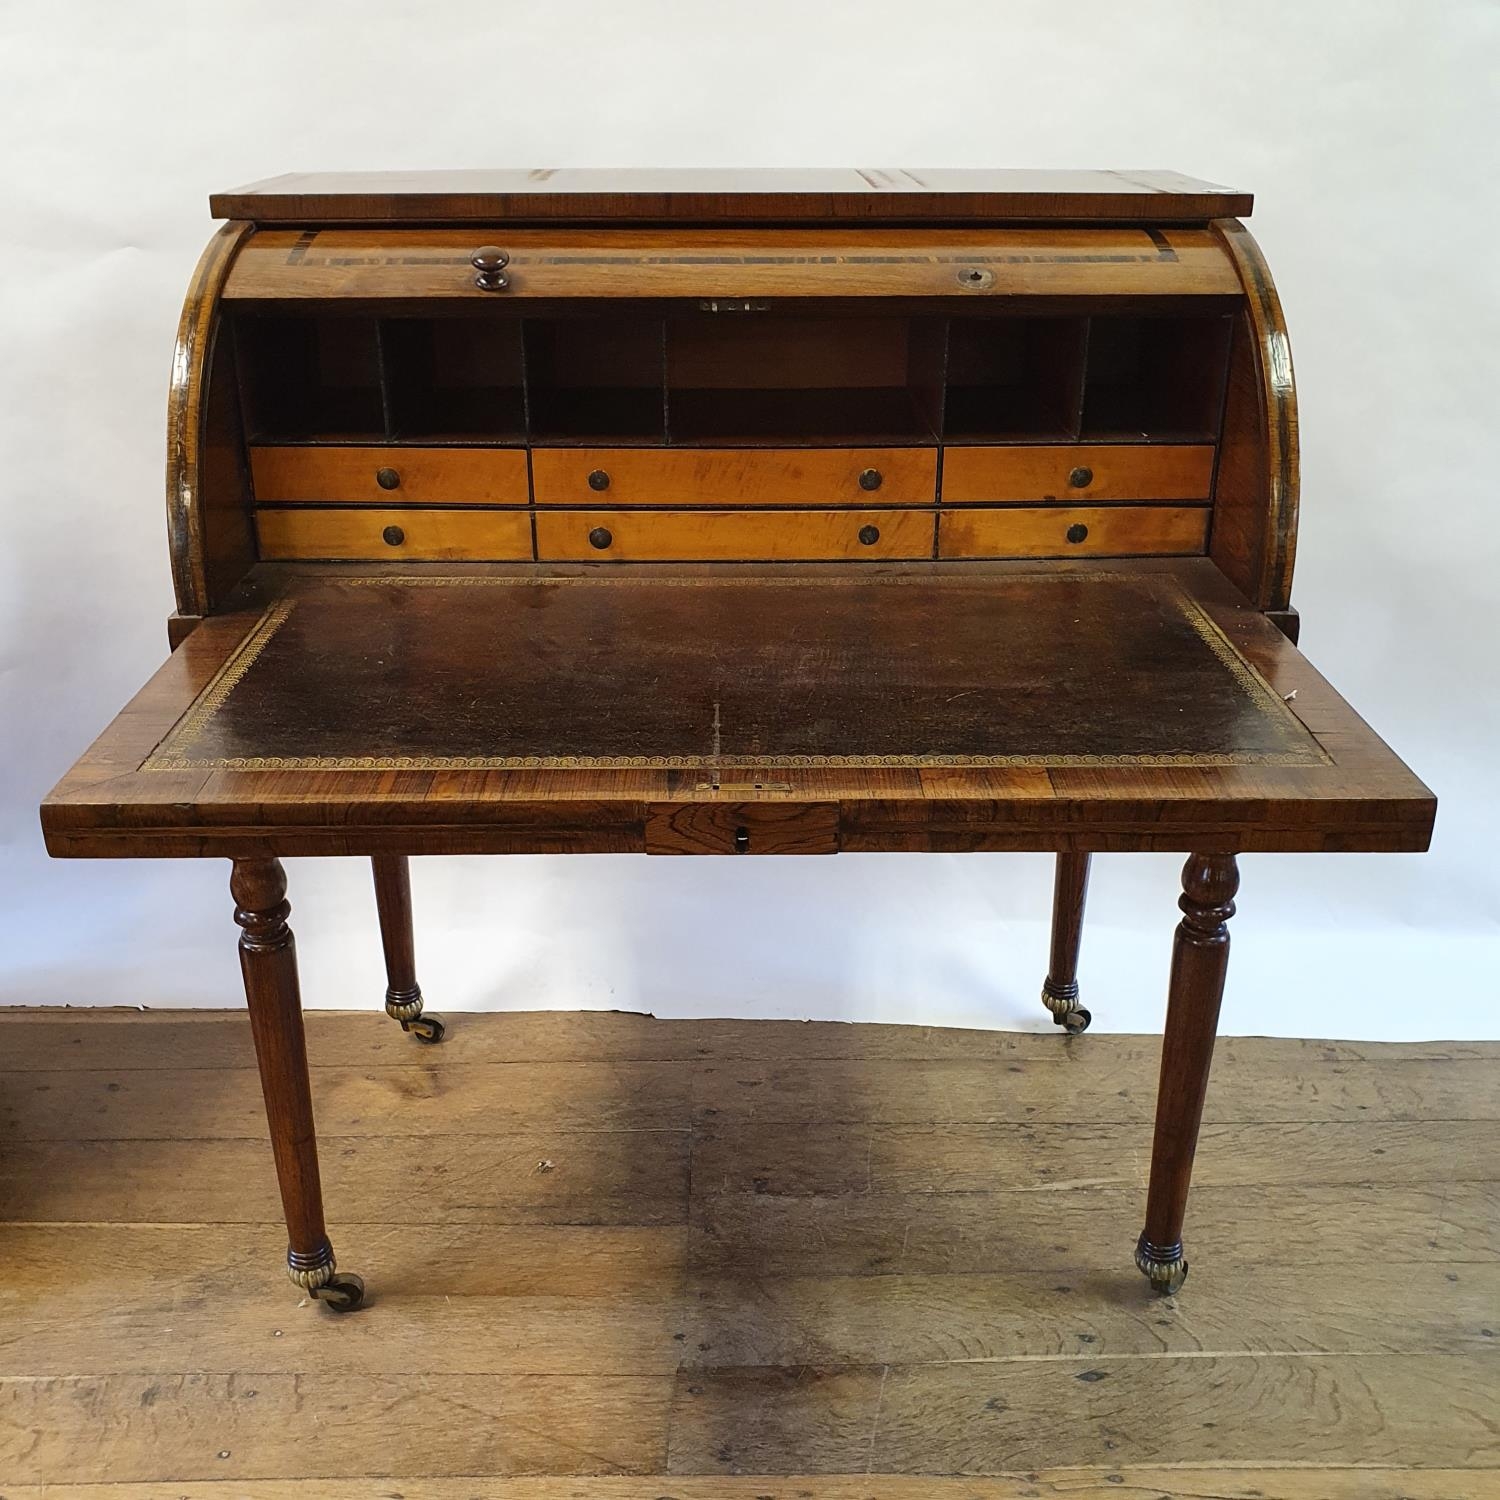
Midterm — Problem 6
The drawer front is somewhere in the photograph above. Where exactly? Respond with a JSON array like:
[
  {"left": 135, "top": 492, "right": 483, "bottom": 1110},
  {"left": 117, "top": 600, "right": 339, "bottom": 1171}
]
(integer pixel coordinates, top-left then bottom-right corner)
[
  {"left": 939, "top": 505, "right": 1209, "bottom": 559},
  {"left": 536, "top": 509, "right": 933, "bottom": 562},
  {"left": 646, "top": 802, "right": 840, "bottom": 855},
  {"left": 942, "top": 444, "right": 1214, "bottom": 502},
  {"left": 251, "top": 445, "right": 530, "bottom": 505},
  {"left": 256, "top": 507, "right": 534, "bottom": 561},
  {"left": 532, "top": 447, "right": 937, "bottom": 507}
]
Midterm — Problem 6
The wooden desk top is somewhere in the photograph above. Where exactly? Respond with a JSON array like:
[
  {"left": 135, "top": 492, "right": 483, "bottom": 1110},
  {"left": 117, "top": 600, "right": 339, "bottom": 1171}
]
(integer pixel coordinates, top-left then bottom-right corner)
[
  {"left": 43, "top": 561, "right": 1432, "bottom": 859},
  {"left": 210, "top": 168, "right": 1252, "bottom": 226}
]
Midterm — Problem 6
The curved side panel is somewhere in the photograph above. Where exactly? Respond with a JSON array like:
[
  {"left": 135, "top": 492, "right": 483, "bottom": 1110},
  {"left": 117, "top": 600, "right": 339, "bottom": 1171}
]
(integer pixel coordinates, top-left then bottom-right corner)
[
  {"left": 166, "top": 222, "right": 255, "bottom": 621},
  {"left": 1209, "top": 218, "right": 1300, "bottom": 612}
]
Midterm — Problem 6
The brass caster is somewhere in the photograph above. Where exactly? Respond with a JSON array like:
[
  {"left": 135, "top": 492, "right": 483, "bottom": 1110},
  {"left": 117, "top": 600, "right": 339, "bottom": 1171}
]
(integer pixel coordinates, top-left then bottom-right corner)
[
  {"left": 402, "top": 1014, "right": 446, "bottom": 1044},
  {"left": 1135, "top": 1235, "right": 1188, "bottom": 1295},
  {"left": 1148, "top": 1260, "right": 1187, "bottom": 1295},
  {"left": 1042, "top": 981, "right": 1089, "bottom": 1035},
  {"left": 311, "top": 1271, "right": 366, "bottom": 1313}
]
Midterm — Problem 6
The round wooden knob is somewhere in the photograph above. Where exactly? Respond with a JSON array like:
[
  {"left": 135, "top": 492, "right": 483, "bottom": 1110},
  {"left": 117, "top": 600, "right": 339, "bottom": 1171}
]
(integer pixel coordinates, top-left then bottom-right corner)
[
  {"left": 858, "top": 524, "right": 880, "bottom": 546},
  {"left": 1066, "top": 523, "right": 1089, "bottom": 544},
  {"left": 588, "top": 526, "right": 613, "bottom": 550},
  {"left": 1068, "top": 466, "right": 1094, "bottom": 489},
  {"left": 471, "top": 245, "right": 511, "bottom": 292},
  {"left": 375, "top": 467, "right": 401, "bottom": 490},
  {"left": 858, "top": 467, "right": 883, "bottom": 491},
  {"left": 587, "top": 469, "right": 611, "bottom": 492},
  {"left": 382, "top": 525, "right": 406, "bottom": 547}
]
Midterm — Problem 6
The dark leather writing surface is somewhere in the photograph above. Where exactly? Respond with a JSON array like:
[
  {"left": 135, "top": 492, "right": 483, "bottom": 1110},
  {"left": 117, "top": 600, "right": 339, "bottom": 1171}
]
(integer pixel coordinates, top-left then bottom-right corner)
[{"left": 147, "top": 573, "right": 1324, "bottom": 772}]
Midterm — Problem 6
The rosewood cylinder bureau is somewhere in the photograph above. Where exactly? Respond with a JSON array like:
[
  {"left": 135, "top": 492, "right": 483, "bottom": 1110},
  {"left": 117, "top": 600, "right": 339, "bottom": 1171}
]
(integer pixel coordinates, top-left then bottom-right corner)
[{"left": 41, "top": 169, "right": 1435, "bottom": 1311}]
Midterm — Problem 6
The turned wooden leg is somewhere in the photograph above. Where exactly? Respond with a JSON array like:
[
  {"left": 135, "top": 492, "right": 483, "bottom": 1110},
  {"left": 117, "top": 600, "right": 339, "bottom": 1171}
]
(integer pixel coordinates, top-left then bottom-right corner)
[
  {"left": 1136, "top": 852, "right": 1239, "bottom": 1295},
  {"left": 372, "top": 854, "right": 444, "bottom": 1044},
  {"left": 1041, "top": 852, "right": 1092, "bottom": 1034},
  {"left": 232, "top": 857, "right": 364, "bottom": 1312}
]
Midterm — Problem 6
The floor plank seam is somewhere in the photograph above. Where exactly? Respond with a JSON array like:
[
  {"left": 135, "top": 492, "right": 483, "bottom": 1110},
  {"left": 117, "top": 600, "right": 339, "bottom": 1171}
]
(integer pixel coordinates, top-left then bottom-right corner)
[
  {"left": 9, "top": 1351, "right": 1496, "bottom": 1385},
  {"left": 865, "top": 1362, "right": 891, "bottom": 1474}
]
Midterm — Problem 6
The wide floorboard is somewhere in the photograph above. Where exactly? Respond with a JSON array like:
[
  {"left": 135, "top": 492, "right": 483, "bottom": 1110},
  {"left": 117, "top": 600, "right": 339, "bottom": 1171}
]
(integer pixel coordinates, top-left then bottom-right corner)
[{"left": 0, "top": 1008, "right": 1496, "bottom": 1497}]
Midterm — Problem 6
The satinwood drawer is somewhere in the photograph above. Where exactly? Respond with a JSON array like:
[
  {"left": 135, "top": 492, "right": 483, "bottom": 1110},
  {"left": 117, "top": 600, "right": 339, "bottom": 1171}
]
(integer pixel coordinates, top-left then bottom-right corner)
[
  {"left": 942, "top": 444, "right": 1214, "bottom": 502},
  {"left": 251, "top": 445, "right": 530, "bottom": 505},
  {"left": 535, "top": 508, "right": 933, "bottom": 562},
  {"left": 646, "top": 802, "right": 840, "bottom": 855},
  {"left": 938, "top": 505, "right": 1209, "bottom": 558},
  {"left": 531, "top": 447, "right": 937, "bottom": 507},
  {"left": 255, "top": 507, "right": 534, "bottom": 561}
]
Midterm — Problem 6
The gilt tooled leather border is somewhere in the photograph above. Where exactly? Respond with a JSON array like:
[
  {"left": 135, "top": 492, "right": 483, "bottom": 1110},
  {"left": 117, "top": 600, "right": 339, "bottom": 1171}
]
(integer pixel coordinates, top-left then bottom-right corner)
[{"left": 143, "top": 574, "right": 1330, "bottom": 772}]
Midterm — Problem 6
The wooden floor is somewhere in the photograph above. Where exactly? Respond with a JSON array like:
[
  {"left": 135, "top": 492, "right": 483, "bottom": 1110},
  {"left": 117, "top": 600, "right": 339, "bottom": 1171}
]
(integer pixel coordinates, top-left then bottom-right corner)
[{"left": 0, "top": 1009, "right": 1496, "bottom": 1498}]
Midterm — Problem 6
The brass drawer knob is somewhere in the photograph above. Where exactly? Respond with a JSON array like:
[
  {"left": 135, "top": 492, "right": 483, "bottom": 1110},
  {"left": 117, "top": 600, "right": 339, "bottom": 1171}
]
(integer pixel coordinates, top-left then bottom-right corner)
[
  {"left": 376, "top": 467, "right": 401, "bottom": 490},
  {"left": 471, "top": 246, "right": 510, "bottom": 292},
  {"left": 587, "top": 469, "right": 611, "bottom": 492},
  {"left": 382, "top": 525, "right": 406, "bottom": 547},
  {"left": 588, "top": 526, "right": 613, "bottom": 550},
  {"left": 858, "top": 524, "right": 880, "bottom": 546},
  {"left": 1066, "top": 523, "right": 1089, "bottom": 544},
  {"left": 1068, "top": 466, "right": 1094, "bottom": 489},
  {"left": 858, "top": 467, "right": 883, "bottom": 491}
]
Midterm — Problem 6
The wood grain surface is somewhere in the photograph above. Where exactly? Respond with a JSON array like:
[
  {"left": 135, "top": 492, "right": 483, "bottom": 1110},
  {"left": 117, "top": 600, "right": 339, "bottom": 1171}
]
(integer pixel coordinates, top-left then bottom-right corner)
[
  {"left": 535, "top": 508, "right": 934, "bottom": 561},
  {"left": 255, "top": 507, "right": 534, "bottom": 560},
  {"left": 221, "top": 226, "right": 1243, "bottom": 302},
  {"left": 937, "top": 504, "right": 1209, "bottom": 557},
  {"left": 532, "top": 447, "right": 938, "bottom": 507},
  {"left": 942, "top": 443, "right": 1215, "bottom": 502},
  {"left": 251, "top": 444, "right": 530, "bottom": 505},
  {"left": 0, "top": 1477, "right": 1485, "bottom": 1500},
  {"left": 0, "top": 1007, "right": 1493, "bottom": 1493},
  {"left": 210, "top": 167, "right": 1254, "bottom": 225}
]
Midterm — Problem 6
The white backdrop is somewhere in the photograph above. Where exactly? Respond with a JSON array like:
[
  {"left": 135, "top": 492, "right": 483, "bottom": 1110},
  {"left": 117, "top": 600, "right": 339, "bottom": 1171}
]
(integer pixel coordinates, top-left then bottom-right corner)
[{"left": 2, "top": 0, "right": 1496, "bottom": 1038}]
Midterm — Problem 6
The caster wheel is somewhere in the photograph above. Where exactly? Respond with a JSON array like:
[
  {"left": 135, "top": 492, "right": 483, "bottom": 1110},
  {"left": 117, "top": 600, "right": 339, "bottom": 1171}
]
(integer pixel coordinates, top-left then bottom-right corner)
[
  {"left": 312, "top": 1271, "right": 365, "bottom": 1313},
  {"left": 403, "top": 1015, "right": 445, "bottom": 1044},
  {"left": 1135, "top": 1236, "right": 1188, "bottom": 1296},
  {"left": 1062, "top": 1007, "right": 1091, "bottom": 1035},
  {"left": 1147, "top": 1261, "right": 1187, "bottom": 1296}
]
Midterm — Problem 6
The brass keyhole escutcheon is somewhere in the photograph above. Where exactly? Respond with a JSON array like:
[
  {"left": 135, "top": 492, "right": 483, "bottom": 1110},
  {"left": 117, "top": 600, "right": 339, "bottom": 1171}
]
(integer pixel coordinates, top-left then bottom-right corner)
[
  {"left": 1066, "top": 523, "right": 1089, "bottom": 544},
  {"left": 858, "top": 524, "right": 880, "bottom": 546},
  {"left": 471, "top": 245, "right": 510, "bottom": 292},
  {"left": 588, "top": 469, "right": 611, "bottom": 492},
  {"left": 734, "top": 826, "right": 750, "bottom": 853},
  {"left": 376, "top": 467, "right": 401, "bottom": 490},
  {"left": 588, "top": 526, "right": 613, "bottom": 550},
  {"left": 858, "top": 467, "right": 883, "bottom": 491},
  {"left": 1068, "top": 466, "right": 1094, "bottom": 489},
  {"left": 382, "top": 525, "right": 406, "bottom": 547}
]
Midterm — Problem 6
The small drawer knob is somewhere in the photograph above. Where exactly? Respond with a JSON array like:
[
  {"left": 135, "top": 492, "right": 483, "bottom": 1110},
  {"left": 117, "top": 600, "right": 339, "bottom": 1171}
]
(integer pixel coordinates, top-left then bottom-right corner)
[
  {"left": 858, "top": 524, "right": 880, "bottom": 546},
  {"left": 375, "top": 467, "right": 401, "bottom": 491},
  {"left": 471, "top": 245, "right": 511, "bottom": 292},
  {"left": 734, "top": 826, "right": 751, "bottom": 853},
  {"left": 588, "top": 526, "right": 614, "bottom": 550},
  {"left": 587, "top": 469, "right": 611, "bottom": 492},
  {"left": 382, "top": 525, "right": 406, "bottom": 547},
  {"left": 1066, "top": 523, "right": 1089, "bottom": 544},
  {"left": 858, "top": 467, "right": 883, "bottom": 491},
  {"left": 1068, "top": 466, "right": 1094, "bottom": 489}
]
